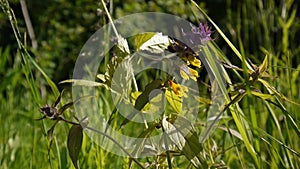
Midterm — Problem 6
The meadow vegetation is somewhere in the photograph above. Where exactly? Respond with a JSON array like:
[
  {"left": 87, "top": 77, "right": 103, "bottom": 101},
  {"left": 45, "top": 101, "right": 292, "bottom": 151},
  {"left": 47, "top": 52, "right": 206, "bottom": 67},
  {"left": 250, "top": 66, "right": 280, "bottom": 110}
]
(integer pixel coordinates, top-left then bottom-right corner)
[{"left": 0, "top": 0, "right": 299, "bottom": 168}]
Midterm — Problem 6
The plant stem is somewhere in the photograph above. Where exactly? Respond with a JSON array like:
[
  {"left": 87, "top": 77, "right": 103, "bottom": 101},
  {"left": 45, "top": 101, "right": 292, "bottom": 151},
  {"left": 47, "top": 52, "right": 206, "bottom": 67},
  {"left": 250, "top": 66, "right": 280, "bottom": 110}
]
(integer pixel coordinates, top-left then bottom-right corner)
[{"left": 85, "top": 126, "right": 146, "bottom": 169}]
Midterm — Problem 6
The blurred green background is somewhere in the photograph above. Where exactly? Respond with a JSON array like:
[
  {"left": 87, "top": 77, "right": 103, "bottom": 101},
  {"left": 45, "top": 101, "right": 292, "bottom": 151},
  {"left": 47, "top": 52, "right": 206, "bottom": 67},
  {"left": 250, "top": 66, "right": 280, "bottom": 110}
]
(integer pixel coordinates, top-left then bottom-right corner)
[{"left": 1, "top": 0, "right": 299, "bottom": 168}]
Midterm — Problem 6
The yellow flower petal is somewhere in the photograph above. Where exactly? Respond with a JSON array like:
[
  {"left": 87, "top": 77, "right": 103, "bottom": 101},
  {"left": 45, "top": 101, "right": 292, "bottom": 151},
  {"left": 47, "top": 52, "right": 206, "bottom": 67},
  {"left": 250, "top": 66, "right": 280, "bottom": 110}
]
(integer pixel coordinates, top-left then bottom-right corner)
[
  {"left": 179, "top": 66, "right": 199, "bottom": 81},
  {"left": 180, "top": 70, "right": 189, "bottom": 80},
  {"left": 188, "top": 55, "right": 201, "bottom": 68},
  {"left": 188, "top": 67, "right": 199, "bottom": 81},
  {"left": 169, "top": 81, "right": 188, "bottom": 97}
]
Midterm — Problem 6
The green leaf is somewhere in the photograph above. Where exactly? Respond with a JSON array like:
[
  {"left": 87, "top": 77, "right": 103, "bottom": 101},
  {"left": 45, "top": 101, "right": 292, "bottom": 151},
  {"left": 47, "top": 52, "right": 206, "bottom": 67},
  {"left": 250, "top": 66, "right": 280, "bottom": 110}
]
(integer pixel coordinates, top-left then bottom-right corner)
[
  {"left": 258, "top": 78, "right": 300, "bottom": 105},
  {"left": 130, "top": 124, "right": 157, "bottom": 158},
  {"left": 96, "top": 74, "right": 106, "bottom": 82},
  {"left": 162, "top": 116, "right": 185, "bottom": 150},
  {"left": 135, "top": 79, "right": 163, "bottom": 110},
  {"left": 165, "top": 90, "right": 182, "bottom": 113},
  {"left": 135, "top": 32, "right": 169, "bottom": 53},
  {"left": 251, "top": 90, "right": 272, "bottom": 100},
  {"left": 120, "top": 79, "right": 163, "bottom": 127},
  {"left": 58, "top": 102, "right": 74, "bottom": 115},
  {"left": 217, "top": 126, "right": 243, "bottom": 140},
  {"left": 60, "top": 79, "right": 108, "bottom": 88},
  {"left": 162, "top": 116, "right": 207, "bottom": 168},
  {"left": 117, "top": 37, "right": 130, "bottom": 54},
  {"left": 132, "top": 90, "right": 164, "bottom": 113},
  {"left": 194, "top": 95, "right": 211, "bottom": 105},
  {"left": 135, "top": 32, "right": 155, "bottom": 50},
  {"left": 258, "top": 55, "right": 268, "bottom": 75},
  {"left": 67, "top": 124, "right": 83, "bottom": 169},
  {"left": 198, "top": 41, "right": 259, "bottom": 165}
]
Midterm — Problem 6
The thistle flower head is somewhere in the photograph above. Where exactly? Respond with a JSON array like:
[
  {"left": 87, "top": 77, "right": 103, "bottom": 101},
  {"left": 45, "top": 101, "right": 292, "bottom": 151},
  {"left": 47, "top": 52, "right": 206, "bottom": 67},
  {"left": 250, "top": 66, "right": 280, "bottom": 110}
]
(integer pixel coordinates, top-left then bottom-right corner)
[{"left": 182, "top": 22, "right": 212, "bottom": 46}]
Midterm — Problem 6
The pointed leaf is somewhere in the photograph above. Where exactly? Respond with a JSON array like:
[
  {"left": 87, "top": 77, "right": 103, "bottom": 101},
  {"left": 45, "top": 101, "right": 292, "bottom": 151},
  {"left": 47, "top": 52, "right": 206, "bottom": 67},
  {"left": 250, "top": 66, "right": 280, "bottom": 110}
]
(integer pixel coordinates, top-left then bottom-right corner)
[
  {"left": 162, "top": 116, "right": 207, "bottom": 168},
  {"left": 162, "top": 116, "right": 186, "bottom": 150},
  {"left": 136, "top": 32, "right": 169, "bottom": 53},
  {"left": 165, "top": 90, "right": 182, "bottom": 113},
  {"left": 53, "top": 89, "right": 64, "bottom": 107},
  {"left": 258, "top": 55, "right": 268, "bottom": 75},
  {"left": 194, "top": 95, "right": 211, "bottom": 105},
  {"left": 96, "top": 74, "right": 106, "bottom": 82},
  {"left": 258, "top": 78, "right": 300, "bottom": 105},
  {"left": 117, "top": 37, "right": 130, "bottom": 54},
  {"left": 120, "top": 80, "right": 163, "bottom": 127},
  {"left": 67, "top": 124, "right": 83, "bottom": 169},
  {"left": 217, "top": 126, "right": 243, "bottom": 140},
  {"left": 230, "top": 91, "right": 247, "bottom": 105},
  {"left": 131, "top": 124, "right": 157, "bottom": 157},
  {"left": 34, "top": 115, "right": 46, "bottom": 121},
  {"left": 251, "top": 90, "right": 272, "bottom": 100},
  {"left": 58, "top": 102, "right": 74, "bottom": 115},
  {"left": 135, "top": 32, "right": 156, "bottom": 50},
  {"left": 60, "top": 79, "right": 109, "bottom": 90}
]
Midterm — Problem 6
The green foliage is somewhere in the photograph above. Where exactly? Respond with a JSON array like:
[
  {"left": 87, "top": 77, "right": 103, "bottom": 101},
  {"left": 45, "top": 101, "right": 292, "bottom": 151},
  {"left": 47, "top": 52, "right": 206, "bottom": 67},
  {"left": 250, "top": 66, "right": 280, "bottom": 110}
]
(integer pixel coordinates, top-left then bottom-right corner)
[
  {"left": 1, "top": 0, "right": 300, "bottom": 168},
  {"left": 120, "top": 79, "right": 163, "bottom": 128},
  {"left": 67, "top": 124, "right": 83, "bottom": 169}
]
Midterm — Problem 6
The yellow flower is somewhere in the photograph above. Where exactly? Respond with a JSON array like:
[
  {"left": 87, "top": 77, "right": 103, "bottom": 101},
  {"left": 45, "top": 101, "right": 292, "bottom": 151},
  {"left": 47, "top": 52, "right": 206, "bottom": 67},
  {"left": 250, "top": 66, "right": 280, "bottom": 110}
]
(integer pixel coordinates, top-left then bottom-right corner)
[
  {"left": 169, "top": 80, "right": 188, "bottom": 97},
  {"left": 179, "top": 66, "right": 199, "bottom": 81},
  {"left": 188, "top": 67, "right": 199, "bottom": 81},
  {"left": 187, "top": 55, "right": 201, "bottom": 68}
]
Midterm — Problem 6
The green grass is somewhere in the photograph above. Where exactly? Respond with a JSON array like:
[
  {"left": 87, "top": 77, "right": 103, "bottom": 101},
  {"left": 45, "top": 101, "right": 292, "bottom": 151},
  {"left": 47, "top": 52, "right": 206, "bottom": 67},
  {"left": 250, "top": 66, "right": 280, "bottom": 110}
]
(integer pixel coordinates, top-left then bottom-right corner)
[{"left": 1, "top": 0, "right": 299, "bottom": 168}]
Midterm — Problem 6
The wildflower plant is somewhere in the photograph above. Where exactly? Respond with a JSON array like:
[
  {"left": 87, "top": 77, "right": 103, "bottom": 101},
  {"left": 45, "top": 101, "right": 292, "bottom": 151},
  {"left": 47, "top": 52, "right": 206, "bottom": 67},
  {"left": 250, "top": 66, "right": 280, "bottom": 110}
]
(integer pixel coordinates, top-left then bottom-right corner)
[
  {"left": 64, "top": 5, "right": 300, "bottom": 167},
  {"left": 44, "top": 5, "right": 300, "bottom": 169},
  {"left": 62, "top": 11, "right": 227, "bottom": 168},
  {"left": 1, "top": 0, "right": 299, "bottom": 168}
]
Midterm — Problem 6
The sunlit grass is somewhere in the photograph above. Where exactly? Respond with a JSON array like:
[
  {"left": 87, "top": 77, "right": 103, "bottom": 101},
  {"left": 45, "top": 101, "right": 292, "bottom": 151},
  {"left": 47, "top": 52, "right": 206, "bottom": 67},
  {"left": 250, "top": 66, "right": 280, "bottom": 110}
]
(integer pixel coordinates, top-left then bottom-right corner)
[{"left": 0, "top": 0, "right": 299, "bottom": 168}]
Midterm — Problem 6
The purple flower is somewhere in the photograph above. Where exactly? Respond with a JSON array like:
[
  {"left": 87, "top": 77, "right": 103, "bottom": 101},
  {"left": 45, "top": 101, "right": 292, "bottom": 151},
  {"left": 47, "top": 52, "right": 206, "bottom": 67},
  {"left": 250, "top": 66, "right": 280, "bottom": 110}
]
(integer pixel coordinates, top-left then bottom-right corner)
[{"left": 182, "top": 23, "right": 212, "bottom": 46}]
